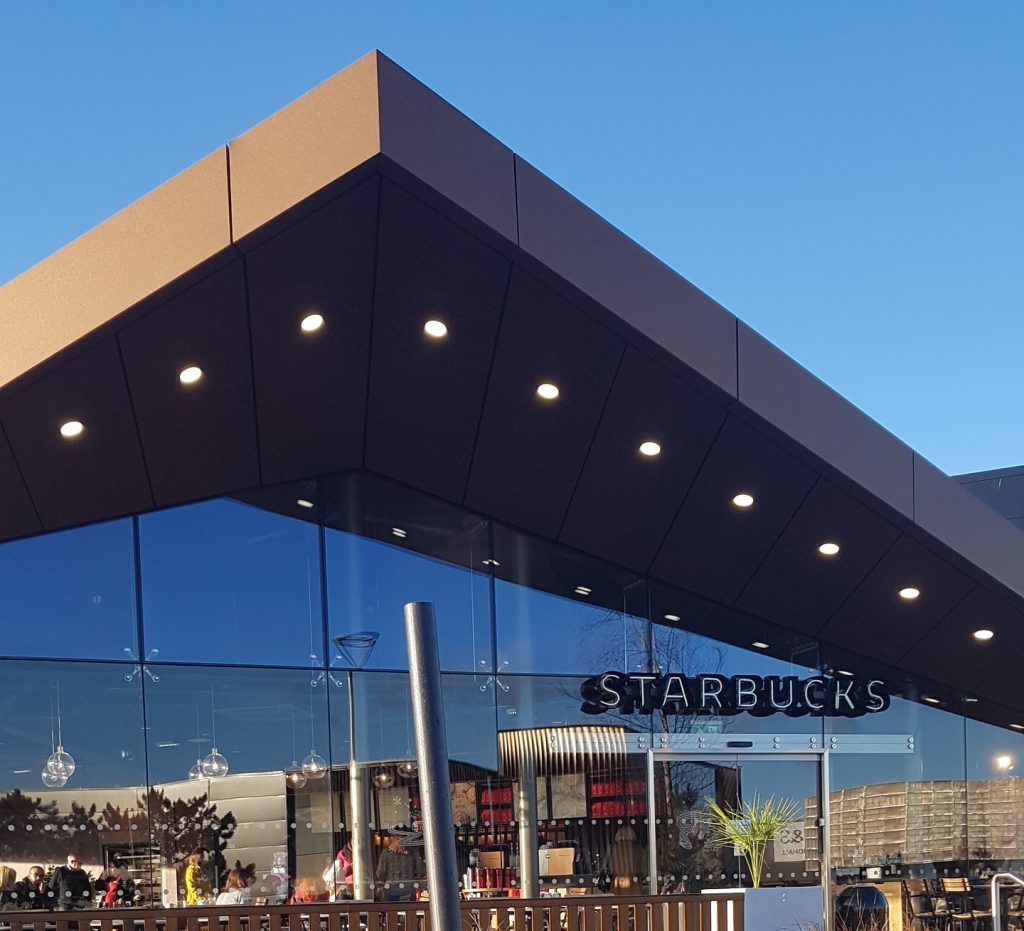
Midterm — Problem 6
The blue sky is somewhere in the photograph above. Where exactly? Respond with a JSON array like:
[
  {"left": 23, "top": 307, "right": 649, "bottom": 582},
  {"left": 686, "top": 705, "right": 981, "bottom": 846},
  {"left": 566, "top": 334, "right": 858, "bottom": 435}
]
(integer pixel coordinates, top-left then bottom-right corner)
[{"left": 1, "top": 2, "right": 1021, "bottom": 475}]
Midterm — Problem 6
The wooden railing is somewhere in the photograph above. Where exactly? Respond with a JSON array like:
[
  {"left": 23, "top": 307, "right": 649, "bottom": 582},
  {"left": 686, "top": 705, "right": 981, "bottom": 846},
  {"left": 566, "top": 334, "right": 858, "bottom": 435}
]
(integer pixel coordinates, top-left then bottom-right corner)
[{"left": 0, "top": 893, "right": 744, "bottom": 931}]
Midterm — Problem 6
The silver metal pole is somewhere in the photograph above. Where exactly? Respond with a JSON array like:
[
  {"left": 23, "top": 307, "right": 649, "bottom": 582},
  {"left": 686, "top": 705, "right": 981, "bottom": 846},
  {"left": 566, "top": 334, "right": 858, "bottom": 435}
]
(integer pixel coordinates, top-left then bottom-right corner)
[
  {"left": 348, "top": 672, "right": 372, "bottom": 901},
  {"left": 516, "top": 758, "right": 538, "bottom": 898},
  {"left": 404, "top": 602, "right": 461, "bottom": 931}
]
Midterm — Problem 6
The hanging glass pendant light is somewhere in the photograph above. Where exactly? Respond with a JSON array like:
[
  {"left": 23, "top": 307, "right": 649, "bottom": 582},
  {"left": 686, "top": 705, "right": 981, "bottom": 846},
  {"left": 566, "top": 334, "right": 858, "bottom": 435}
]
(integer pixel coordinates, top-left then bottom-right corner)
[
  {"left": 201, "top": 689, "right": 228, "bottom": 777},
  {"left": 286, "top": 765, "right": 308, "bottom": 789},
  {"left": 41, "top": 768, "right": 67, "bottom": 789},
  {"left": 188, "top": 759, "right": 204, "bottom": 782},
  {"left": 201, "top": 747, "right": 229, "bottom": 778},
  {"left": 301, "top": 750, "right": 327, "bottom": 778},
  {"left": 398, "top": 760, "right": 418, "bottom": 779},
  {"left": 373, "top": 768, "right": 395, "bottom": 789},
  {"left": 47, "top": 686, "right": 75, "bottom": 780}
]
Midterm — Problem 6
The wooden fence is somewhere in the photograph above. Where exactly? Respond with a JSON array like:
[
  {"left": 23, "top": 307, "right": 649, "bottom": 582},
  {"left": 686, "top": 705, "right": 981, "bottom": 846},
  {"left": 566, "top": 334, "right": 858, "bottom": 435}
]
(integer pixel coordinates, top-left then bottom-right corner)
[{"left": 0, "top": 894, "right": 744, "bottom": 931}]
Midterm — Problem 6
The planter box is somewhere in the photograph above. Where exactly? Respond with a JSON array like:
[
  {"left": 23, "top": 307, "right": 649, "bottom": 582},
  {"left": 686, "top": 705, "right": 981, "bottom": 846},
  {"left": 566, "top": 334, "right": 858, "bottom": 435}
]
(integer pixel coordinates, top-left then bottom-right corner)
[{"left": 743, "top": 886, "right": 824, "bottom": 931}]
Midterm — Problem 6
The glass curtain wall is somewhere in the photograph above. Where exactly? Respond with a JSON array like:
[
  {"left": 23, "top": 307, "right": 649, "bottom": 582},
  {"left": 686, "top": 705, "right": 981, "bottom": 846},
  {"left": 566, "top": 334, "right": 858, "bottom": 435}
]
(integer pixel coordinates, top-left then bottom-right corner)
[{"left": 0, "top": 472, "right": 1020, "bottom": 911}]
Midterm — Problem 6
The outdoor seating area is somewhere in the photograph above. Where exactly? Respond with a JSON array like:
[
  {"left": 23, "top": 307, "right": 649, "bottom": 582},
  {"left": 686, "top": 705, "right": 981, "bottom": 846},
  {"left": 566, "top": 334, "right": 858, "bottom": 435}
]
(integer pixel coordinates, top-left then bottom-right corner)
[{"left": 903, "top": 877, "right": 1006, "bottom": 931}]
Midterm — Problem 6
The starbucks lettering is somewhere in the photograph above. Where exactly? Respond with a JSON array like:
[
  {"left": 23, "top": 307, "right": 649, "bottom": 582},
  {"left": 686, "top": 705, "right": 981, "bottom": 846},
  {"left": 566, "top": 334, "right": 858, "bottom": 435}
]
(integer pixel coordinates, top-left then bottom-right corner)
[{"left": 579, "top": 672, "right": 889, "bottom": 718}]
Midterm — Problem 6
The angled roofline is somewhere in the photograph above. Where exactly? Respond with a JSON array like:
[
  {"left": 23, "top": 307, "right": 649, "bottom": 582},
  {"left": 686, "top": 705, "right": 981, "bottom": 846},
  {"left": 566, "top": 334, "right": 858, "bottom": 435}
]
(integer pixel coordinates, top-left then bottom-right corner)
[{"left": 2, "top": 49, "right": 1022, "bottom": 610}]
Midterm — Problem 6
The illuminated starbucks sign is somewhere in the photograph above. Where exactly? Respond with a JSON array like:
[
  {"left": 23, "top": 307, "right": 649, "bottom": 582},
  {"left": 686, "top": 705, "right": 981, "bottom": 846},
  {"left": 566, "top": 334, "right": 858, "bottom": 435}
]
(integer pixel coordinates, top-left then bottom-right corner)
[{"left": 580, "top": 672, "right": 889, "bottom": 718}]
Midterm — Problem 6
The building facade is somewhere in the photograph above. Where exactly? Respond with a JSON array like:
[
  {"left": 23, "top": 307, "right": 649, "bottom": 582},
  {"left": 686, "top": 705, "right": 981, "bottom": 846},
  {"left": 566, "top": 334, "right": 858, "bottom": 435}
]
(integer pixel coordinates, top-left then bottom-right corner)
[{"left": 2, "top": 52, "right": 1024, "bottom": 920}]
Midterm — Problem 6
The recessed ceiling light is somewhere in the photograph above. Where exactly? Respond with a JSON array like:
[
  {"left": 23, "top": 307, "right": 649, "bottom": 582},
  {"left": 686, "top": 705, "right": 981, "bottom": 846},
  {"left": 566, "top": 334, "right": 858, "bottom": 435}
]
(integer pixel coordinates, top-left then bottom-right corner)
[
  {"left": 899, "top": 587, "right": 921, "bottom": 601},
  {"left": 639, "top": 441, "right": 662, "bottom": 457},
  {"left": 60, "top": 420, "right": 84, "bottom": 439},
  {"left": 178, "top": 365, "right": 203, "bottom": 385},
  {"left": 1012, "top": 724, "right": 1024, "bottom": 731},
  {"left": 964, "top": 697, "right": 979, "bottom": 704},
  {"left": 574, "top": 586, "right": 592, "bottom": 596},
  {"left": 818, "top": 542, "right": 840, "bottom": 556},
  {"left": 732, "top": 493, "right": 754, "bottom": 508},
  {"left": 300, "top": 313, "right": 324, "bottom": 333},
  {"left": 424, "top": 320, "right": 448, "bottom": 339},
  {"left": 751, "top": 641, "right": 769, "bottom": 650},
  {"left": 482, "top": 558, "right": 501, "bottom": 567},
  {"left": 392, "top": 528, "right": 407, "bottom": 539},
  {"left": 924, "top": 696, "right": 940, "bottom": 704},
  {"left": 664, "top": 614, "right": 681, "bottom": 622},
  {"left": 296, "top": 499, "right": 315, "bottom": 509},
  {"left": 973, "top": 629, "right": 994, "bottom": 641},
  {"left": 536, "top": 383, "right": 560, "bottom": 400},
  {"left": 837, "top": 670, "right": 854, "bottom": 677}
]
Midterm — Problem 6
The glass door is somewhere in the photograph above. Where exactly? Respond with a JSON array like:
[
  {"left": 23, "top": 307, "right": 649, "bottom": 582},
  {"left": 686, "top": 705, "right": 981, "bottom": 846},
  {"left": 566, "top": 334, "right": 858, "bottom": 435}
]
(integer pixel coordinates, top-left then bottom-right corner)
[{"left": 651, "top": 753, "right": 824, "bottom": 894}]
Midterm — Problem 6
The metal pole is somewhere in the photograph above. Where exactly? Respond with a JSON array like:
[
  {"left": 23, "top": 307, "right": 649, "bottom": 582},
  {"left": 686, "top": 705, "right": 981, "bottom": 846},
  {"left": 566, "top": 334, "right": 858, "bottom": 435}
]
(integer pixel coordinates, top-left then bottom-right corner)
[
  {"left": 516, "top": 758, "right": 538, "bottom": 898},
  {"left": 404, "top": 602, "right": 461, "bottom": 931},
  {"left": 348, "top": 672, "right": 372, "bottom": 901}
]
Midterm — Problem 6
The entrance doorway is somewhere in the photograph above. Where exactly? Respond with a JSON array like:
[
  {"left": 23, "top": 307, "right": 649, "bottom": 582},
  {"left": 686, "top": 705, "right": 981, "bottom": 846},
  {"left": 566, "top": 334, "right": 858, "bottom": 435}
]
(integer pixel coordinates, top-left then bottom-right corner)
[{"left": 648, "top": 752, "right": 824, "bottom": 894}]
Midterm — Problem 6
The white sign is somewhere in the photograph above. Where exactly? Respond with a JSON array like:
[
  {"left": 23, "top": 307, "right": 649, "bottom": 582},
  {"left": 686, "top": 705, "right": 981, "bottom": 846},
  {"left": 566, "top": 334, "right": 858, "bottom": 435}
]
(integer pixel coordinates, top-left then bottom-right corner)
[{"left": 773, "top": 821, "right": 807, "bottom": 862}]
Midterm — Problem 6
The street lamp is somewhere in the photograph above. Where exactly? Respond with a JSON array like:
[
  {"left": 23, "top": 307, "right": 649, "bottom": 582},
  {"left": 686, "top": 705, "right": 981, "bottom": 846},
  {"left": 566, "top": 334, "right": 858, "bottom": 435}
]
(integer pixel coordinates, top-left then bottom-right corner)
[{"left": 333, "top": 631, "right": 379, "bottom": 902}]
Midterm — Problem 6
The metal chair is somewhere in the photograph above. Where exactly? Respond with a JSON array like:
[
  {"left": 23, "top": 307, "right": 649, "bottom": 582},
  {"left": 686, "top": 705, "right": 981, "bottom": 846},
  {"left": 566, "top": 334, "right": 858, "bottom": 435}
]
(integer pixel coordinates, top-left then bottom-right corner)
[
  {"left": 904, "top": 879, "right": 943, "bottom": 931},
  {"left": 938, "top": 877, "right": 991, "bottom": 931}
]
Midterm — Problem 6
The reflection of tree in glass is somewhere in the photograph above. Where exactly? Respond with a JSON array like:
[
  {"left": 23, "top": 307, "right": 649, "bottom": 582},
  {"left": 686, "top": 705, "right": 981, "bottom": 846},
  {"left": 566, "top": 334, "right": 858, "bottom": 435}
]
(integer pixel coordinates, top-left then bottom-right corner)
[
  {"left": 568, "top": 607, "right": 728, "bottom": 889},
  {"left": 0, "top": 787, "right": 236, "bottom": 881}
]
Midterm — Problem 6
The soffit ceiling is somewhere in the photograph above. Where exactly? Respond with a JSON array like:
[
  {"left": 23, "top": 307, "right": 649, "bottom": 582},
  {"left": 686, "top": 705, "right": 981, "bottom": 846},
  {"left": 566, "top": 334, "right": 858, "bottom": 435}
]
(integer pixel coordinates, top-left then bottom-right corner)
[{"left": 1, "top": 53, "right": 1023, "bottom": 727}]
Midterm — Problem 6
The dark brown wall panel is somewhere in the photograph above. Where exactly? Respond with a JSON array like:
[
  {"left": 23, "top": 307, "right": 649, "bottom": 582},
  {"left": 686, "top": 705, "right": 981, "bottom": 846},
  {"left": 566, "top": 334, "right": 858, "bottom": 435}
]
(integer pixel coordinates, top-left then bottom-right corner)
[
  {"left": 650, "top": 416, "right": 817, "bottom": 604},
  {"left": 559, "top": 347, "right": 726, "bottom": 572},
  {"left": 365, "top": 180, "right": 510, "bottom": 502},
  {"left": 0, "top": 339, "right": 153, "bottom": 528},
  {"left": 0, "top": 429, "right": 41, "bottom": 540},
  {"left": 464, "top": 268, "right": 624, "bottom": 537},
  {"left": 118, "top": 261, "right": 258, "bottom": 507},
  {"left": 246, "top": 178, "right": 379, "bottom": 484}
]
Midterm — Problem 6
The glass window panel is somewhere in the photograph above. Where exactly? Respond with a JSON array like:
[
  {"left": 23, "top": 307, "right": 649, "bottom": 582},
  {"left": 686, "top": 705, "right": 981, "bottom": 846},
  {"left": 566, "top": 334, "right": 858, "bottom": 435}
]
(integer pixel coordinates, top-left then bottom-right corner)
[
  {"left": 0, "top": 660, "right": 146, "bottom": 908},
  {"left": 140, "top": 497, "right": 322, "bottom": 666},
  {"left": 144, "top": 665, "right": 335, "bottom": 908},
  {"left": 324, "top": 475, "right": 492, "bottom": 673},
  {"left": 494, "top": 526, "right": 649, "bottom": 676},
  {"left": 0, "top": 519, "right": 138, "bottom": 660},
  {"left": 827, "top": 688, "right": 967, "bottom": 888},
  {"left": 965, "top": 716, "right": 1024, "bottom": 874}
]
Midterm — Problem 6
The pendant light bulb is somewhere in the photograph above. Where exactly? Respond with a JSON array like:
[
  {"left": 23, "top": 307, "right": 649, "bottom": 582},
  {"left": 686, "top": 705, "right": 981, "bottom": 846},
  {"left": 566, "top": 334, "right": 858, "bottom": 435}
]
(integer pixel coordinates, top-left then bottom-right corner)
[
  {"left": 41, "top": 769, "right": 67, "bottom": 789},
  {"left": 188, "top": 760, "right": 204, "bottom": 782},
  {"left": 301, "top": 751, "right": 327, "bottom": 779},
  {"left": 286, "top": 765, "right": 308, "bottom": 789},
  {"left": 373, "top": 769, "right": 395, "bottom": 790},
  {"left": 398, "top": 760, "right": 418, "bottom": 778},
  {"left": 201, "top": 748, "right": 229, "bottom": 778},
  {"left": 47, "top": 746, "right": 76, "bottom": 779}
]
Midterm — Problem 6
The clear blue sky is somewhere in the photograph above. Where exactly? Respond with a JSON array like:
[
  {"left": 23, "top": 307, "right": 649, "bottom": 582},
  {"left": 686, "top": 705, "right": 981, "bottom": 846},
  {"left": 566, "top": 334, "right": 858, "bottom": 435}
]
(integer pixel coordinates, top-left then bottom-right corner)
[{"left": 1, "top": 1, "right": 1021, "bottom": 475}]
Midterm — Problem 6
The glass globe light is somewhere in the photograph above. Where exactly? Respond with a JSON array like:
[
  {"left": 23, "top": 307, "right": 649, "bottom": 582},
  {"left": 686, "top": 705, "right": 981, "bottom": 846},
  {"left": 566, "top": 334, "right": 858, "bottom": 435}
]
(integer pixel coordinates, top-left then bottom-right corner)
[
  {"left": 188, "top": 760, "right": 203, "bottom": 782},
  {"left": 285, "top": 764, "right": 308, "bottom": 789},
  {"left": 373, "top": 768, "right": 395, "bottom": 789},
  {"left": 41, "top": 768, "right": 67, "bottom": 789},
  {"left": 301, "top": 751, "right": 327, "bottom": 779},
  {"left": 398, "top": 760, "right": 418, "bottom": 778},
  {"left": 47, "top": 746, "right": 76, "bottom": 778},
  {"left": 201, "top": 747, "right": 229, "bottom": 778}
]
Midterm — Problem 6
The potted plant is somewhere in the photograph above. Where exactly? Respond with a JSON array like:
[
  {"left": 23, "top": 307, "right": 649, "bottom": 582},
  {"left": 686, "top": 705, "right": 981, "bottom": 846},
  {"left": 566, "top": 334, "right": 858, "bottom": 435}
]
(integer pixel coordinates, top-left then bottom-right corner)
[
  {"left": 703, "top": 795, "right": 823, "bottom": 931},
  {"left": 703, "top": 794, "right": 800, "bottom": 889}
]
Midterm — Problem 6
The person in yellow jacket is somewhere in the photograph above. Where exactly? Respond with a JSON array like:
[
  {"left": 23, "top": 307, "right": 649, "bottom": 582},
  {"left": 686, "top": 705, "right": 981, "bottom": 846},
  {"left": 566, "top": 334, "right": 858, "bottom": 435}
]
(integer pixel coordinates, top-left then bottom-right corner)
[{"left": 184, "top": 851, "right": 212, "bottom": 906}]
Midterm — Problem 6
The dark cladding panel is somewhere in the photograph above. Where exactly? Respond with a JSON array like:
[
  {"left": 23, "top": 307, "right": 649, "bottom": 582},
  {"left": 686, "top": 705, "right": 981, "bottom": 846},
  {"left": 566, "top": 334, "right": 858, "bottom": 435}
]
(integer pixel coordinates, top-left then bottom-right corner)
[
  {"left": 0, "top": 429, "right": 40, "bottom": 540},
  {"left": 118, "top": 260, "right": 258, "bottom": 507},
  {"left": 736, "top": 479, "right": 901, "bottom": 635},
  {"left": 899, "top": 585, "right": 1024, "bottom": 699},
  {"left": 365, "top": 180, "right": 510, "bottom": 502},
  {"left": 0, "top": 340, "right": 153, "bottom": 528},
  {"left": 559, "top": 347, "right": 726, "bottom": 572},
  {"left": 465, "top": 268, "right": 624, "bottom": 537},
  {"left": 737, "top": 323, "right": 915, "bottom": 519},
  {"left": 246, "top": 177, "right": 379, "bottom": 484},
  {"left": 818, "top": 534, "right": 974, "bottom": 664},
  {"left": 650, "top": 416, "right": 817, "bottom": 605}
]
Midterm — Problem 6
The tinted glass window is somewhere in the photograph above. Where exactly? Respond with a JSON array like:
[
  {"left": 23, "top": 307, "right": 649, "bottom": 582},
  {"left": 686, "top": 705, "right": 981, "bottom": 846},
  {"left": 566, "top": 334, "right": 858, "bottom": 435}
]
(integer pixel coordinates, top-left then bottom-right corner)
[
  {"left": 140, "top": 498, "right": 322, "bottom": 666},
  {"left": 0, "top": 519, "right": 137, "bottom": 660}
]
